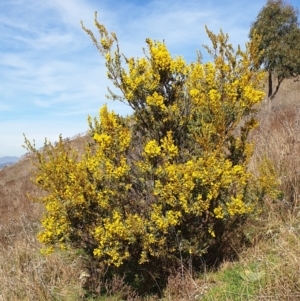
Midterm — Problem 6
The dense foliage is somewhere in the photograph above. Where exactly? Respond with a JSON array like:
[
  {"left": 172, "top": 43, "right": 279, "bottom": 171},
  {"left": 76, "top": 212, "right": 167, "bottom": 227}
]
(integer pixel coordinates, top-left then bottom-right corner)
[
  {"left": 250, "top": 0, "right": 300, "bottom": 99},
  {"left": 25, "top": 13, "right": 277, "bottom": 292}
]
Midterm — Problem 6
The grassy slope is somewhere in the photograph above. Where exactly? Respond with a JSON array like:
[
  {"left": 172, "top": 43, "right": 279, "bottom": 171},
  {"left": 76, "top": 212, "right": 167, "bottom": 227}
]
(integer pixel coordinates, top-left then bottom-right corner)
[{"left": 0, "top": 79, "right": 299, "bottom": 300}]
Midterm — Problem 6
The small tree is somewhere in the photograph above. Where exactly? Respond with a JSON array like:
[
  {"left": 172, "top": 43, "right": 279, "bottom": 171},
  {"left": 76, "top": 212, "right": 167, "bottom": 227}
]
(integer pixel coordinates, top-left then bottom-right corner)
[
  {"left": 250, "top": 0, "right": 300, "bottom": 100},
  {"left": 25, "top": 13, "right": 275, "bottom": 293}
]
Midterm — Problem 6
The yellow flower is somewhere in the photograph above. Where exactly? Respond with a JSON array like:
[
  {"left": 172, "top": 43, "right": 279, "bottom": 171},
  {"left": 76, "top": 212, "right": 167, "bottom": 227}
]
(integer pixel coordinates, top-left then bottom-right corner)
[
  {"left": 94, "top": 133, "right": 112, "bottom": 149},
  {"left": 161, "top": 131, "right": 178, "bottom": 158},
  {"left": 213, "top": 206, "right": 224, "bottom": 219},
  {"left": 208, "top": 227, "right": 216, "bottom": 238},
  {"left": 144, "top": 140, "right": 161, "bottom": 158},
  {"left": 146, "top": 92, "right": 166, "bottom": 110}
]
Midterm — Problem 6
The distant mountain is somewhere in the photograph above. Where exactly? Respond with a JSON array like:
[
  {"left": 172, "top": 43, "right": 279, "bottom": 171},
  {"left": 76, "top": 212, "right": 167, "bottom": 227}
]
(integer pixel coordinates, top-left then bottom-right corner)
[
  {"left": 0, "top": 156, "right": 19, "bottom": 168},
  {"left": 0, "top": 156, "right": 19, "bottom": 164}
]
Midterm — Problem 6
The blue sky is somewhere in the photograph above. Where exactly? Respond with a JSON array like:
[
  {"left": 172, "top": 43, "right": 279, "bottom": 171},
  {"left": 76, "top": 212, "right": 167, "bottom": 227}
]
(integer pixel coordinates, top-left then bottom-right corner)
[{"left": 0, "top": 0, "right": 299, "bottom": 157}]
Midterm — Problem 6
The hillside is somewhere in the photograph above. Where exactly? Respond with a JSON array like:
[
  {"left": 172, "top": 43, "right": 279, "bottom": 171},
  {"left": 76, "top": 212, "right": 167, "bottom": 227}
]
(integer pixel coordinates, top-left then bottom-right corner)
[{"left": 0, "top": 78, "right": 299, "bottom": 300}]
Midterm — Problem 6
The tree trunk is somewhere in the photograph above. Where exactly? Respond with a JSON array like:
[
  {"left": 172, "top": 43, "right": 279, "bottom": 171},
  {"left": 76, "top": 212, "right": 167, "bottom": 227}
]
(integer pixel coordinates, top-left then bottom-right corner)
[
  {"left": 268, "top": 72, "right": 273, "bottom": 100},
  {"left": 268, "top": 73, "right": 283, "bottom": 100}
]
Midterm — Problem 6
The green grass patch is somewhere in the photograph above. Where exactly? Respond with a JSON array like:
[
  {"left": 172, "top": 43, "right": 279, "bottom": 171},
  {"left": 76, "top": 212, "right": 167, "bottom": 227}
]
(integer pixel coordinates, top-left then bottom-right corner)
[{"left": 202, "top": 261, "right": 267, "bottom": 301}]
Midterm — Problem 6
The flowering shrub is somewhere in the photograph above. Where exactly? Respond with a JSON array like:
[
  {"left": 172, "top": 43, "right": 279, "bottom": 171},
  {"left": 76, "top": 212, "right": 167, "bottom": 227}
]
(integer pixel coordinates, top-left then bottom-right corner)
[{"left": 25, "top": 13, "right": 276, "bottom": 288}]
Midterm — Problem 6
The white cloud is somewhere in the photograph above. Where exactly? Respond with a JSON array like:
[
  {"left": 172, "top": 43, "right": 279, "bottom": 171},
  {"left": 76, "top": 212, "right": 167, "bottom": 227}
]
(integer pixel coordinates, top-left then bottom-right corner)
[
  {"left": 1, "top": 0, "right": 298, "bottom": 157},
  {"left": 0, "top": 117, "right": 88, "bottom": 157}
]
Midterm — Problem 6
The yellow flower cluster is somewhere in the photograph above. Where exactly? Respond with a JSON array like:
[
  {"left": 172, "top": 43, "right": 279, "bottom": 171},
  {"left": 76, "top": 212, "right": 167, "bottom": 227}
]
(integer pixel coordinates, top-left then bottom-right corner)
[
  {"left": 227, "top": 195, "right": 250, "bottom": 216},
  {"left": 213, "top": 206, "right": 224, "bottom": 219},
  {"left": 147, "top": 39, "right": 172, "bottom": 71},
  {"left": 93, "top": 133, "right": 111, "bottom": 149},
  {"left": 160, "top": 131, "right": 178, "bottom": 158},
  {"left": 144, "top": 140, "right": 161, "bottom": 158},
  {"left": 146, "top": 92, "right": 166, "bottom": 110}
]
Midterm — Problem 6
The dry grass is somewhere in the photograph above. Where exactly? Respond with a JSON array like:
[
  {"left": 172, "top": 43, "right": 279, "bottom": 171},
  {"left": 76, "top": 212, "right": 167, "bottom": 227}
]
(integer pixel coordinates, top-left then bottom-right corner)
[
  {"left": 247, "top": 78, "right": 300, "bottom": 300},
  {"left": 249, "top": 213, "right": 300, "bottom": 300},
  {"left": 251, "top": 78, "right": 300, "bottom": 211},
  {"left": 0, "top": 214, "right": 85, "bottom": 301}
]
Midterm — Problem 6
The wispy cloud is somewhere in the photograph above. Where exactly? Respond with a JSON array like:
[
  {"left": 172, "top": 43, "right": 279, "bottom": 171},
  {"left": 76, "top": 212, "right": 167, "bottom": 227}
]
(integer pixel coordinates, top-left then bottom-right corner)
[{"left": 0, "top": 0, "right": 299, "bottom": 157}]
